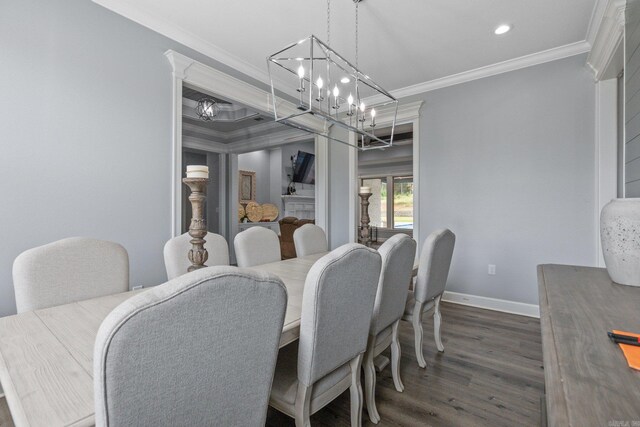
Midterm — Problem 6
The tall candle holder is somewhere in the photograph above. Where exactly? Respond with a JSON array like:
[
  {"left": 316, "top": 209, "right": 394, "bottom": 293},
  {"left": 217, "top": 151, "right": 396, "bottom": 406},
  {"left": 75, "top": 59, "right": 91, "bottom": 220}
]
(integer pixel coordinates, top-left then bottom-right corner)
[
  {"left": 359, "top": 192, "right": 372, "bottom": 247},
  {"left": 182, "top": 177, "right": 209, "bottom": 272}
]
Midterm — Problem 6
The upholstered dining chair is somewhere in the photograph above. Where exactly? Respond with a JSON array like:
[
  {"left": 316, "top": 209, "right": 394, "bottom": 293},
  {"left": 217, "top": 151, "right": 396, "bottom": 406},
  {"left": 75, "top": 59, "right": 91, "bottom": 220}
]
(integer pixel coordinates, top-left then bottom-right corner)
[
  {"left": 94, "top": 266, "right": 287, "bottom": 427},
  {"left": 269, "top": 244, "right": 382, "bottom": 427},
  {"left": 364, "top": 234, "right": 417, "bottom": 424},
  {"left": 403, "top": 229, "right": 456, "bottom": 368},
  {"left": 293, "top": 224, "right": 328, "bottom": 257},
  {"left": 163, "top": 232, "right": 229, "bottom": 279},
  {"left": 234, "top": 226, "right": 282, "bottom": 268},
  {"left": 13, "top": 237, "right": 129, "bottom": 313}
]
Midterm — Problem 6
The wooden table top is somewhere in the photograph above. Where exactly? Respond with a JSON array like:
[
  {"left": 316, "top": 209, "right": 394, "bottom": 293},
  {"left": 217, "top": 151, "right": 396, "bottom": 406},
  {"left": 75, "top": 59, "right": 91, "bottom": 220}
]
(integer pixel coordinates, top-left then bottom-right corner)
[
  {"left": 538, "top": 264, "right": 640, "bottom": 427},
  {"left": 0, "top": 252, "right": 325, "bottom": 427}
]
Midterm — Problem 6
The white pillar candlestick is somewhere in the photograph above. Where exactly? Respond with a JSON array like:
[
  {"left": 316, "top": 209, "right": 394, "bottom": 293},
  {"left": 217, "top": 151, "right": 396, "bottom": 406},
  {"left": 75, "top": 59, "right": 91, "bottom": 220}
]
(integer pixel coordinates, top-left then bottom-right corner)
[
  {"left": 186, "top": 165, "right": 209, "bottom": 179},
  {"left": 360, "top": 186, "right": 371, "bottom": 194}
]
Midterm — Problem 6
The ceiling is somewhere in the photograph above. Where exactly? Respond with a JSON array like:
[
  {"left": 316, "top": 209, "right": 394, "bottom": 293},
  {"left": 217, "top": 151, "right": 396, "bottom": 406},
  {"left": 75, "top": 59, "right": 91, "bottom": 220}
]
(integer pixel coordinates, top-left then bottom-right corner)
[{"left": 95, "top": 0, "right": 598, "bottom": 93}]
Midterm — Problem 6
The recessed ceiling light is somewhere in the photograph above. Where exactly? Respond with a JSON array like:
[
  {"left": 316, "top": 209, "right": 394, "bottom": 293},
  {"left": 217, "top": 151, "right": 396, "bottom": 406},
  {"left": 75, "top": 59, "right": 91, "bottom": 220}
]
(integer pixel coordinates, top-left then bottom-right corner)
[
  {"left": 494, "top": 24, "right": 511, "bottom": 35},
  {"left": 340, "top": 77, "right": 351, "bottom": 84}
]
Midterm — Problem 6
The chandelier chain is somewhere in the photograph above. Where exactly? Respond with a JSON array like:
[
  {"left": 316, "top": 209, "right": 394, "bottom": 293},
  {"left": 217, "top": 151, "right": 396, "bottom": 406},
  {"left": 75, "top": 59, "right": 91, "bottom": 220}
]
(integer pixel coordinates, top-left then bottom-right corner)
[
  {"left": 355, "top": 0, "right": 359, "bottom": 69},
  {"left": 327, "top": 0, "right": 331, "bottom": 46}
]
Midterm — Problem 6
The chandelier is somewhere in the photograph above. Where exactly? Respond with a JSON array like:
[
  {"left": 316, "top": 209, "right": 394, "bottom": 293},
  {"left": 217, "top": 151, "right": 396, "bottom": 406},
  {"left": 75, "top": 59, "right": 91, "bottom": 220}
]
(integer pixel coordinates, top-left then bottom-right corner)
[
  {"left": 195, "top": 97, "right": 219, "bottom": 121},
  {"left": 267, "top": 0, "right": 398, "bottom": 150}
]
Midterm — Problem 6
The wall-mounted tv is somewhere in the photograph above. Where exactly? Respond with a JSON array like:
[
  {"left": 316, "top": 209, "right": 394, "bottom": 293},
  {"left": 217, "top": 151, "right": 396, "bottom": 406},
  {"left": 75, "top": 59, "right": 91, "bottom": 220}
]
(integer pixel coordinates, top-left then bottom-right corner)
[{"left": 292, "top": 151, "right": 315, "bottom": 185}]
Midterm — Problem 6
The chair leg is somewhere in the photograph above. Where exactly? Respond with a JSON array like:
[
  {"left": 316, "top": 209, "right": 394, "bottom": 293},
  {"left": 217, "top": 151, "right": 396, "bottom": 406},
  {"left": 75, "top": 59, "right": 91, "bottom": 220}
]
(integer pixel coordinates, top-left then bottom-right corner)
[
  {"left": 294, "top": 383, "right": 312, "bottom": 427},
  {"left": 363, "top": 339, "right": 380, "bottom": 424},
  {"left": 349, "top": 354, "right": 364, "bottom": 427},
  {"left": 390, "top": 319, "right": 404, "bottom": 392},
  {"left": 433, "top": 295, "right": 445, "bottom": 352},
  {"left": 412, "top": 301, "right": 427, "bottom": 368}
]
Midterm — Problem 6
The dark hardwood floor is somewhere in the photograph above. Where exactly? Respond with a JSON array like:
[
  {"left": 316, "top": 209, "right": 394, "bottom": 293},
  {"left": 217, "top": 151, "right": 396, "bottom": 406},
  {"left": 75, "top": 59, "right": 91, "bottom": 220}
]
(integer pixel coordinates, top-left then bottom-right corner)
[
  {"left": 0, "top": 303, "right": 543, "bottom": 427},
  {"left": 266, "top": 303, "right": 544, "bottom": 427}
]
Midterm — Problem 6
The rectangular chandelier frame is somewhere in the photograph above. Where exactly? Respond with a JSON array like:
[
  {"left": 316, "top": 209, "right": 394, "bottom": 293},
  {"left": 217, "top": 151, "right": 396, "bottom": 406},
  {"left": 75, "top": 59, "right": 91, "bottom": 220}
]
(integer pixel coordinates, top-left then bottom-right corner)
[{"left": 267, "top": 35, "right": 398, "bottom": 151}]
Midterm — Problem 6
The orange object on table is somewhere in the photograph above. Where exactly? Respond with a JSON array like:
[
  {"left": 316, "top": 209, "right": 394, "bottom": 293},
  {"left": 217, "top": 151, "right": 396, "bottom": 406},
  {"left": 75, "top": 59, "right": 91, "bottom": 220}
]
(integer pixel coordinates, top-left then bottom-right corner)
[{"left": 613, "top": 329, "right": 640, "bottom": 371}]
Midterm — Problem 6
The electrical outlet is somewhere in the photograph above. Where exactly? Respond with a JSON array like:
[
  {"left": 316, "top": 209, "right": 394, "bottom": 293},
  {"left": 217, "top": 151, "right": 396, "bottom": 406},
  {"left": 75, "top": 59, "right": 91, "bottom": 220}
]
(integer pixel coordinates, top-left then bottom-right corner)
[{"left": 488, "top": 264, "right": 496, "bottom": 275}]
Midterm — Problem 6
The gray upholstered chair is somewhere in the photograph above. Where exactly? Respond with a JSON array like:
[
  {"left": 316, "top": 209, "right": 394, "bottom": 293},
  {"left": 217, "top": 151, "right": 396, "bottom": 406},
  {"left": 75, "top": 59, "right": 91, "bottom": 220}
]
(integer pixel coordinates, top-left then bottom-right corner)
[
  {"left": 364, "top": 234, "right": 416, "bottom": 424},
  {"left": 94, "top": 266, "right": 287, "bottom": 427},
  {"left": 163, "top": 232, "right": 229, "bottom": 279},
  {"left": 13, "top": 237, "right": 129, "bottom": 313},
  {"left": 403, "top": 229, "right": 456, "bottom": 368},
  {"left": 293, "top": 224, "right": 328, "bottom": 257},
  {"left": 234, "top": 226, "right": 282, "bottom": 268},
  {"left": 269, "top": 244, "right": 382, "bottom": 427}
]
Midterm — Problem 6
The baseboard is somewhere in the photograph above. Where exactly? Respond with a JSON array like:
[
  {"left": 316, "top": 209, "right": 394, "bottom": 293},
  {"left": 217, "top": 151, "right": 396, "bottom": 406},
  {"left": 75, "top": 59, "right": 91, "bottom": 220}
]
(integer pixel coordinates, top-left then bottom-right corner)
[{"left": 442, "top": 291, "right": 540, "bottom": 318}]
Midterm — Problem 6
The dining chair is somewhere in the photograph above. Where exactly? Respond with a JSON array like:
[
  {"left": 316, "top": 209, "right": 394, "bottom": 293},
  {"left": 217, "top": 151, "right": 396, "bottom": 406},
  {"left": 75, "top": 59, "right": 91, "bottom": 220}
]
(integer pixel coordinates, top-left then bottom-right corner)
[
  {"left": 163, "top": 232, "right": 229, "bottom": 279},
  {"left": 269, "top": 244, "right": 382, "bottom": 427},
  {"left": 403, "top": 229, "right": 456, "bottom": 368},
  {"left": 363, "top": 234, "right": 416, "bottom": 424},
  {"left": 293, "top": 224, "right": 328, "bottom": 257},
  {"left": 94, "top": 266, "right": 288, "bottom": 427},
  {"left": 13, "top": 237, "right": 129, "bottom": 313},
  {"left": 234, "top": 226, "right": 282, "bottom": 267}
]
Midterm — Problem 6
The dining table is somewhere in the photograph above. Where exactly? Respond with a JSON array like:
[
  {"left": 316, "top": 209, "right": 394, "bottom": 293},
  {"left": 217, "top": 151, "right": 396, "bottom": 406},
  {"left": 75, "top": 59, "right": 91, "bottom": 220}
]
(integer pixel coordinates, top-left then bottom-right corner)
[{"left": 0, "top": 252, "right": 326, "bottom": 427}]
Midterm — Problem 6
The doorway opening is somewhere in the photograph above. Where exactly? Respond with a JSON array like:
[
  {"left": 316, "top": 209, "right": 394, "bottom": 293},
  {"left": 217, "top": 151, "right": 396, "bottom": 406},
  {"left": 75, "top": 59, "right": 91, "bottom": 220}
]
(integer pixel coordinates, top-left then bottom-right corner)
[{"left": 357, "top": 123, "right": 414, "bottom": 247}]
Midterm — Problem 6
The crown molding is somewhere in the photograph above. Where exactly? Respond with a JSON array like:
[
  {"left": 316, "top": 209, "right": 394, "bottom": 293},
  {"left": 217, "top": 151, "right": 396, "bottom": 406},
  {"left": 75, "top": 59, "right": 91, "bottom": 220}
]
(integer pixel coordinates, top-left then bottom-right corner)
[
  {"left": 364, "top": 41, "right": 591, "bottom": 105},
  {"left": 586, "top": 0, "right": 625, "bottom": 80},
  {"left": 586, "top": 0, "right": 611, "bottom": 47},
  {"left": 182, "top": 135, "right": 230, "bottom": 153}
]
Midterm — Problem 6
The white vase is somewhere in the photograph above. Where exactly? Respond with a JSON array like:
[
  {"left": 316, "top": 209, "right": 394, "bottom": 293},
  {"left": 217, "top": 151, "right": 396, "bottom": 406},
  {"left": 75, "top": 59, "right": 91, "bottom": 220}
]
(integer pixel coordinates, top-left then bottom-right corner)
[{"left": 600, "top": 198, "right": 640, "bottom": 287}]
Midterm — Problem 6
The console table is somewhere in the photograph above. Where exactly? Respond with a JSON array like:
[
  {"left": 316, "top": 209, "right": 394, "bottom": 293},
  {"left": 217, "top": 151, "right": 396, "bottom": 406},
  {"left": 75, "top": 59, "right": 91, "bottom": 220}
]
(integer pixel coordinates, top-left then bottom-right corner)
[{"left": 538, "top": 264, "right": 640, "bottom": 427}]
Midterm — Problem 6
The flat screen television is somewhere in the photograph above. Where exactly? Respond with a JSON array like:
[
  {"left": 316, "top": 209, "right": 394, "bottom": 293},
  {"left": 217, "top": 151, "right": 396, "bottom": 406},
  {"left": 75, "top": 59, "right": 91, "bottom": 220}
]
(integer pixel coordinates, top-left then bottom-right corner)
[{"left": 292, "top": 151, "right": 315, "bottom": 185}]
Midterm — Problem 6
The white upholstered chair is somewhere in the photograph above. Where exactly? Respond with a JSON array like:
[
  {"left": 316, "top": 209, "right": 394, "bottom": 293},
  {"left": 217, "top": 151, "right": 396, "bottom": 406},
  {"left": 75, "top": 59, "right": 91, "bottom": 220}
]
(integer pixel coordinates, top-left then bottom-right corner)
[
  {"left": 403, "top": 229, "right": 456, "bottom": 368},
  {"left": 94, "top": 266, "right": 287, "bottom": 427},
  {"left": 293, "top": 224, "right": 328, "bottom": 257},
  {"left": 163, "top": 232, "right": 229, "bottom": 279},
  {"left": 13, "top": 237, "right": 129, "bottom": 313},
  {"left": 364, "top": 234, "right": 416, "bottom": 424},
  {"left": 269, "top": 244, "right": 382, "bottom": 427},
  {"left": 234, "top": 226, "right": 282, "bottom": 268}
]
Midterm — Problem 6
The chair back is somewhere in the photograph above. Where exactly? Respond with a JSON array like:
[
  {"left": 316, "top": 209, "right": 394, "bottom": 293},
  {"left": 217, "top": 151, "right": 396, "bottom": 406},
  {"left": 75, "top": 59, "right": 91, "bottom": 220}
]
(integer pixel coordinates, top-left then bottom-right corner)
[
  {"left": 164, "top": 232, "right": 229, "bottom": 279},
  {"left": 94, "top": 266, "right": 287, "bottom": 427},
  {"left": 234, "top": 227, "right": 281, "bottom": 267},
  {"left": 293, "top": 224, "right": 328, "bottom": 257},
  {"left": 414, "top": 229, "right": 456, "bottom": 303},
  {"left": 297, "top": 244, "right": 381, "bottom": 386},
  {"left": 370, "top": 234, "right": 417, "bottom": 336},
  {"left": 13, "top": 237, "right": 129, "bottom": 312}
]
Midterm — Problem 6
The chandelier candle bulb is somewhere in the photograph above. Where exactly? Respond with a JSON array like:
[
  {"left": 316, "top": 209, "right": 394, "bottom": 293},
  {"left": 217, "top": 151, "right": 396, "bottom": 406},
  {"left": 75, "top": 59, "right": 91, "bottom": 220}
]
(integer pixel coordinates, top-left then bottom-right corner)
[
  {"left": 297, "top": 64, "right": 305, "bottom": 93},
  {"left": 371, "top": 108, "right": 376, "bottom": 127},
  {"left": 332, "top": 85, "right": 340, "bottom": 110},
  {"left": 316, "top": 76, "right": 324, "bottom": 101},
  {"left": 186, "top": 165, "right": 209, "bottom": 179},
  {"left": 347, "top": 94, "right": 354, "bottom": 116}
]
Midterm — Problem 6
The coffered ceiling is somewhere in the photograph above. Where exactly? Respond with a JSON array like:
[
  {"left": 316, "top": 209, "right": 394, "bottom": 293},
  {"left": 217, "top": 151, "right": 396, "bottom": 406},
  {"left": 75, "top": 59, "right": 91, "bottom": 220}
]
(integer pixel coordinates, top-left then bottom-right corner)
[{"left": 95, "top": 0, "right": 598, "bottom": 95}]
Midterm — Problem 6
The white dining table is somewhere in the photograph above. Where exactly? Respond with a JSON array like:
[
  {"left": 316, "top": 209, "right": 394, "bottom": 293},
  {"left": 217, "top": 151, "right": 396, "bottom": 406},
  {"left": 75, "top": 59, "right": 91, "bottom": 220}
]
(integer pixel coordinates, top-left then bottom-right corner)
[{"left": 0, "top": 252, "right": 326, "bottom": 427}]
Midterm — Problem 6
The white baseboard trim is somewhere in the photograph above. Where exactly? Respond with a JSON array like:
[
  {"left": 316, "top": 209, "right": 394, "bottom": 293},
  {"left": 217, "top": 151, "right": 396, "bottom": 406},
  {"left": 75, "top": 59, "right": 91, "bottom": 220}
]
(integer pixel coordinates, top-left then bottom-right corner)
[{"left": 442, "top": 291, "right": 540, "bottom": 319}]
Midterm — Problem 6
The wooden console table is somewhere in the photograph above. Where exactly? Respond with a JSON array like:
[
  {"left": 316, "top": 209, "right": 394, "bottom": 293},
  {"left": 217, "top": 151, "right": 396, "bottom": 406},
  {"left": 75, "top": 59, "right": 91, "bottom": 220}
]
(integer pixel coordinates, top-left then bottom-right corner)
[{"left": 538, "top": 264, "right": 640, "bottom": 427}]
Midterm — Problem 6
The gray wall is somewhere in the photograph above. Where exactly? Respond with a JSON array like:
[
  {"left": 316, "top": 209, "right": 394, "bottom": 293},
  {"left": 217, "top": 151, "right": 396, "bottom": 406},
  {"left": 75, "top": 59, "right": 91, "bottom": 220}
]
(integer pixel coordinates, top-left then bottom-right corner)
[
  {"left": 626, "top": 0, "right": 640, "bottom": 196},
  {"left": 404, "top": 54, "right": 596, "bottom": 305},
  {"left": 328, "top": 54, "right": 597, "bottom": 305},
  {"left": 0, "top": 0, "right": 269, "bottom": 316}
]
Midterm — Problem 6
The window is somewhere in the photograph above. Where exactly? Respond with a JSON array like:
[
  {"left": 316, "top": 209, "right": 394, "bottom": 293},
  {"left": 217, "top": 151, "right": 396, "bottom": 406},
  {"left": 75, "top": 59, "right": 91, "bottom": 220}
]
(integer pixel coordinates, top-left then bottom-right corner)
[{"left": 361, "top": 176, "right": 413, "bottom": 230}]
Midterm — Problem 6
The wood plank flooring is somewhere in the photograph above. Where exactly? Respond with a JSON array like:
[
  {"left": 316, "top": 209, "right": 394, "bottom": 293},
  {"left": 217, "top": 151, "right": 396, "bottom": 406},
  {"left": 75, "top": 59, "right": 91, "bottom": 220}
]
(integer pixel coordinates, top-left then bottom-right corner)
[
  {"left": 266, "top": 303, "right": 544, "bottom": 426},
  {"left": 0, "top": 303, "right": 543, "bottom": 427}
]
